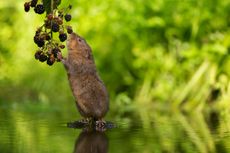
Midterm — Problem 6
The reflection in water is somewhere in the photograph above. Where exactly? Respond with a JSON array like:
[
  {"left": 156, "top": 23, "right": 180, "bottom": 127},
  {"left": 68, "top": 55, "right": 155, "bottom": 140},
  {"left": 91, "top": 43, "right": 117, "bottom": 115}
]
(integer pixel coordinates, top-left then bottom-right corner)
[
  {"left": 2, "top": 108, "right": 230, "bottom": 153},
  {"left": 74, "top": 131, "right": 108, "bottom": 153}
]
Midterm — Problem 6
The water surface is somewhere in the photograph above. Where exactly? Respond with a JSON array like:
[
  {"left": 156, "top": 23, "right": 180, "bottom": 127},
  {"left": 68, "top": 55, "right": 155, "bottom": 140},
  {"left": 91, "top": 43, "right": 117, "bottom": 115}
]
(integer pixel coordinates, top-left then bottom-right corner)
[{"left": 1, "top": 108, "right": 230, "bottom": 153}]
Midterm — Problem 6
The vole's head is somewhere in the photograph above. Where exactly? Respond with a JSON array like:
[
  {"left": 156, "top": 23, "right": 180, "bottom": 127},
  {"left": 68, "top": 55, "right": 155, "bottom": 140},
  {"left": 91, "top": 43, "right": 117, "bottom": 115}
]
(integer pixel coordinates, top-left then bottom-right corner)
[{"left": 67, "top": 33, "right": 92, "bottom": 59}]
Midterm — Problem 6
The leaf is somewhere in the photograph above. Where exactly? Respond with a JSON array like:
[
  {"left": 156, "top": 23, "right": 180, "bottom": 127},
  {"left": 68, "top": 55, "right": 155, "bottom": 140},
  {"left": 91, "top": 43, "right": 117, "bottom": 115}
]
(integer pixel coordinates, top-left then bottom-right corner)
[
  {"left": 42, "top": 0, "right": 62, "bottom": 14},
  {"left": 54, "top": 0, "right": 62, "bottom": 7}
]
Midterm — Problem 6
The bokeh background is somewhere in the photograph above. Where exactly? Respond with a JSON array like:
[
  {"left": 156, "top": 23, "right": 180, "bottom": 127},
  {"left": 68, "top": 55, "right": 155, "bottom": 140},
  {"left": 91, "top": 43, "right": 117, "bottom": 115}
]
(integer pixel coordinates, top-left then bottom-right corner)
[{"left": 1, "top": 0, "right": 230, "bottom": 152}]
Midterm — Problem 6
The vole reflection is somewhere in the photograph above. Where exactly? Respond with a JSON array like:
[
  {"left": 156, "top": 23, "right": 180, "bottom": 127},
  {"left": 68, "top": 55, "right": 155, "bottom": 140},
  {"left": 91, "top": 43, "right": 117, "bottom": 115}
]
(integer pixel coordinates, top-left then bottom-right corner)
[{"left": 73, "top": 131, "right": 108, "bottom": 153}]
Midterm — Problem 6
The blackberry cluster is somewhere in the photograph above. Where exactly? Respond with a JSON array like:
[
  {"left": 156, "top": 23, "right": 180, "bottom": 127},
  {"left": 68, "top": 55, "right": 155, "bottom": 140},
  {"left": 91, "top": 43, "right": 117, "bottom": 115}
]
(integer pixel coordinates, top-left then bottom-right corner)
[
  {"left": 24, "top": 0, "right": 45, "bottom": 15},
  {"left": 24, "top": 0, "right": 74, "bottom": 66}
]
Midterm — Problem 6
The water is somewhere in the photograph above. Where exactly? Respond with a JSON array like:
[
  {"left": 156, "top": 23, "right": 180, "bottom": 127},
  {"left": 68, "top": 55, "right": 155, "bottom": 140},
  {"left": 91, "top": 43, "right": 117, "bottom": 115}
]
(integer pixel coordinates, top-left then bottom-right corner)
[{"left": 1, "top": 108, "right": 230, "bottom": 153}]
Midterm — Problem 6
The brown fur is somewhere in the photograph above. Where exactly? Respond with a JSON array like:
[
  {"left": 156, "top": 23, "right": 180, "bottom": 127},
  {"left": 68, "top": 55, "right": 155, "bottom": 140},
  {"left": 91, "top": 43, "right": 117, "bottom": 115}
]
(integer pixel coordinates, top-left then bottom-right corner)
[
  {"left": 74, "top": 131, "right": 108, "bottom": 153},
  {"left": 62, "top": 33, "right": 109, "bottom": 119}
]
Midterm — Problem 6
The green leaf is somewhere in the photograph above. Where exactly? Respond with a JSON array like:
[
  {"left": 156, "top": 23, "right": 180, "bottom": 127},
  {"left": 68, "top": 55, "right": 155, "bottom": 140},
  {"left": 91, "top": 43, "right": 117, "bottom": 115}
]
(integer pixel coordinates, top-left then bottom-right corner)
[
  {"left": 42, "top": 0, "right": 62, "bottom": 14},
  {"left": 54, "top": 0, "right": 62, "bottom": 7}
]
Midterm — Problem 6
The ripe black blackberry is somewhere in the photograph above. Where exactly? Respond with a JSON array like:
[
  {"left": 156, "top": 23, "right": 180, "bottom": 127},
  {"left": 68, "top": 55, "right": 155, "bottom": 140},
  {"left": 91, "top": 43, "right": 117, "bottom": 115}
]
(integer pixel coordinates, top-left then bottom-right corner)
[
  {"left": 47, "top": 56, "right": 55, "bottom": 66},
  {"left": 64, "top": 14, "right": 72, "bottom": 22},
  {"left": 34, "top": 36, "right": 45, "bottom": 47},
  {"left": 59, "top": 33, "right": 67, "bottom": 42},
  {"left": 34, "top": 4, "right": 45, "bottom": 14},
  {"left": 31, "top": 0, "right": 38, "bottom": 7},
  {"left": 51, "top": 22, "right": 59, "bottom": 32},
  {"left": 34, "top": 51, "right": 42, "bottom": 60},
  {"left": 24, "top": 2, "right": 30, "bottom": 12},
  {"left": 35, "top": 29, "right": 41, "bottom": 36},
  {"left": 52, "top": 48, "right": 60, "bottom": 57},
  {"left": 39, "top": 54, "right": 48, "bottom": 62},
  {"left": 66, "top": 26, "right": 73, "bottom": 34},
  {"left": 45, "top": 35, "right": 51, "bottom": 40}
]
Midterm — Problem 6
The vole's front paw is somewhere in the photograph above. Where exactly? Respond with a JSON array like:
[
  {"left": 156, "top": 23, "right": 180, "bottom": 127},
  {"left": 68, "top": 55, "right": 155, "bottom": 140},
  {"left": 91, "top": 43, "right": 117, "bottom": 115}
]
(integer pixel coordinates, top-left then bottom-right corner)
[{"left": 57, "top": 52, "right": 63, "bottom": 60}]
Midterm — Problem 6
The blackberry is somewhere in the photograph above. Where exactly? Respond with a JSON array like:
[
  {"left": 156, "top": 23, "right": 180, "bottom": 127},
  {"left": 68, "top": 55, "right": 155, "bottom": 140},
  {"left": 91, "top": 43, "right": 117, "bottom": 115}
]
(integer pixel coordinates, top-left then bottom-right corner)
[
  {"left": 47, "top": 56, "right": 55, "bottom": 66},
  {"left": 24, "top": 2, "right": 30, "bottom": 12},
  {"left": 51, "top": 22, "right": 59, "bottom": 32},
  {"left": 64, "top": 14, "right": 72, "bottom": 22},
  {"left": 47, "top": 14, "right": 53, "bottom": 20},
  {"left": 31, "top": 0, "right": 38, "bottom": 7},
  {"left": 34, "top": 4, "right": 45, "bottom": 14},
  {"left": 59, "top": 33, "right": 67, "bottom": 42},
  {"left": 39, "top": 54, "right": 47, "bottom": 62},
  {"left": 35, "top": 30, "right": 41, "bottom": 36},
  {"left": 34, "top": 36, "right": 45, "bottom": 47},
  {"left": 45, "top": 35, "right": 51, "bottom": 40},
  {"left": 57, "top": 18, "right": 63, "bottom": 25},
  {"left": 52, "top": 48, "right": 60, "bottom": 57},
  {"left": 59, "top": 45, "right": 65, "bottom": 49},
  {"left": 66, "top": 26, "right": 73, "bottom": 34},
  {"left": 34, "top": 51, "right": 42, "bottom": 60},
  {"left": 45, "top": 20, "right": 51, "bottom": 29},
  {"left": 34, "top": 35, "right": 38, "bottom": 42}
]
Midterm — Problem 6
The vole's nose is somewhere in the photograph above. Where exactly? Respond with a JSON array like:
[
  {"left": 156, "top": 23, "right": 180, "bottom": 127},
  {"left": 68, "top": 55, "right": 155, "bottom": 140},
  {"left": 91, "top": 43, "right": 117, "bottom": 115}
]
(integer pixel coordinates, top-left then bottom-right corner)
[{"left": 68, "top": 33, "right": 77, "bottom": 40}]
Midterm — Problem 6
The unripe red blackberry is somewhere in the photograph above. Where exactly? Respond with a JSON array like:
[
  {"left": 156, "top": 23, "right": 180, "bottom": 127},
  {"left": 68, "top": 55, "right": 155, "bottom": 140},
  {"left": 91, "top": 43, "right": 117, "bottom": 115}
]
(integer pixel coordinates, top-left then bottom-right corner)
[
  {"left": 39, "top": 54, "right": 47, "bottom": 62},
  {"left": 64, "top": 14, "right": 72, "bottom": 22},
  {"left": 34, "top": 4, "right": 45, "bottom": 14},
  {"left": 59, "top": 33, "right": 67, "bottom": 42},
  {"left": 24, "top": 2, "right": 30, "bottom": 12},
  {"left": 51, "top": 22, "right": 59, "bottom": 32},
  {"left": 31, "top": 0, "right": 38, "bottom": 7},
  {"left": 34, "top": 50, "right": 42, "bottom": 60},
  {"left": 47, "top": 14, "right": 53, "bottom": 20}
]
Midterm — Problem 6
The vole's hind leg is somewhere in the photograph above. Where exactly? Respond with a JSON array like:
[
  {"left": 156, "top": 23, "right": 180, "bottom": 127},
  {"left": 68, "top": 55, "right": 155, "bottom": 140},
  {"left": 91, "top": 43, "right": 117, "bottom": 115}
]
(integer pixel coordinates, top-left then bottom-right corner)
[
  {"left": 96, "top": 119, "right": 106, "bottom": 132},
  {"left": 79, "top": 118, "right": 91, "bottom": 125}
]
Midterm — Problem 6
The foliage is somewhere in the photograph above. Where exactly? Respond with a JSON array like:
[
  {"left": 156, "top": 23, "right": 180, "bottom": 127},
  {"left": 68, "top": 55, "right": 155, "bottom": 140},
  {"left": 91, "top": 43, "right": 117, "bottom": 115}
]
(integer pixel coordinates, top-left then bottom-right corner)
[
  {"left": 1, "top": 0, "right": 230, "bottom": 152},
  {"left": 1, "top": 0, "right": 230, "bottom": 128}
]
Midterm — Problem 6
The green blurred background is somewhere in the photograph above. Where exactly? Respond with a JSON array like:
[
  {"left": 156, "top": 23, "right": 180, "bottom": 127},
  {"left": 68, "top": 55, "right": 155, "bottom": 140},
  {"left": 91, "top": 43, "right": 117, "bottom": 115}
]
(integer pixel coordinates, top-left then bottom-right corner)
[
  {"left": 1, "top": 0, "right": 230, "bottom": 120},
  {"left": 1, "top": 0, "right": 230, "bottom": 153}
]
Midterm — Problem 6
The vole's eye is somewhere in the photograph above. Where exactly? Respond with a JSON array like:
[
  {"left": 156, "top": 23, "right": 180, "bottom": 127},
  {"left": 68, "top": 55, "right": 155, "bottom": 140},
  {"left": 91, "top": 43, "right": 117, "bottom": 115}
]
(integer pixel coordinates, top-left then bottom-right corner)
[{"left": 77, "top": 38, "right": 81, "bottom": 42}]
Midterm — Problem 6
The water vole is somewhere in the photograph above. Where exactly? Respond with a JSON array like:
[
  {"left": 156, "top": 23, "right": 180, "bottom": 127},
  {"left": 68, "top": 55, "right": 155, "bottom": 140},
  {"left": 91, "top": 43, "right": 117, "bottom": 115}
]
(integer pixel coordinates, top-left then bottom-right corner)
[{"left": 60, "top": 33, "right": 109, "bottom": 126}]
